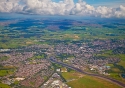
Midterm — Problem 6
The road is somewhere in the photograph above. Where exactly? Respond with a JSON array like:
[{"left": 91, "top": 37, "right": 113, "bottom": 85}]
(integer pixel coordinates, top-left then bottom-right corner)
[{"left": 50, "top": 58, "right": 125, "bottom": 88}]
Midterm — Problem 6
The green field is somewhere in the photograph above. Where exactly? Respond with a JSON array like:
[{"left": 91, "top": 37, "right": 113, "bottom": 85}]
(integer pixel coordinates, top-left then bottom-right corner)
[
  {"left": 0, "top": 83, "right": 11, "bottom": 88},
  {"left": 0, "top": 56, "right": 9, "bottom": 61},
  {"left": 0, "top": 69, "right": 14, "bottom": 77},
  {"left": 28, "top": 54, "right": 46, "bottom": 61},
  {"left": 118, "top": 54, "right": 125, "bottom": 67},
  {"left": 0, "top": 66, "right": 15, "bottom": 77},
  {"left": 62, "top": 71, "right": 121, "bottom": 88}
]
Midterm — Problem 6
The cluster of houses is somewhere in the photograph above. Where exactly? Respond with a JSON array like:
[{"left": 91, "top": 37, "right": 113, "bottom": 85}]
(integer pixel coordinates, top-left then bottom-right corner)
[
  {"left": 0, "top": 39, "right": 125, "bottom": 87},
  {"left": 52, "top": 39, "right": 125, "bottom": 74}
]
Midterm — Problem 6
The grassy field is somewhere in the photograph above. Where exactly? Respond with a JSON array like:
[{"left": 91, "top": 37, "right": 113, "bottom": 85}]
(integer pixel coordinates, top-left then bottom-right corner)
[
  {"left": 62, "top": 71, "right": 121, "bottom": 88},
  {"left": 0, "top": 83, "right": 11, "bottom": 88},
  {"left": 28, "top": 54, "right": 46, "bottom": 61},
  {"left": 0, "top": 66, "right": 15, "bottom": 77},
  {"left": 118, "top": 54, "right": 125, "bottom": 67},
  {"left": 0, "top": 56, "right": 9, "bottom": 61},
  {"left": 0, "top": 69, "right": 14, "bottom": 77}
]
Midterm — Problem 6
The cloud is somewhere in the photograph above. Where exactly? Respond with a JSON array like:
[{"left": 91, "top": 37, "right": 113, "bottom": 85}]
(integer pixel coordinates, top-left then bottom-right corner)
[
  {"left": 0, "top": 0, "right": 125, "bottom": 18},
  {"left": 0, "top": 0, "right": 24, "bottom": 12}
]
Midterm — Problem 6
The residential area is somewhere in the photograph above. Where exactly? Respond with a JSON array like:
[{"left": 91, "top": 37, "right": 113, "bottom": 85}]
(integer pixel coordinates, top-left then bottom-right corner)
[{"left": 0, "top": 39, "right": 125, "bottom": 87}]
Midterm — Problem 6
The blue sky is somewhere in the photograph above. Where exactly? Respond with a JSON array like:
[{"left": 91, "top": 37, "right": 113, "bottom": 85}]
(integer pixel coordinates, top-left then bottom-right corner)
[
  {"left": 85, "top": 0, "right": 125, "bottom": 7},
  {"left": 52, "top": 0, "right": 125, "bottom": 7}
]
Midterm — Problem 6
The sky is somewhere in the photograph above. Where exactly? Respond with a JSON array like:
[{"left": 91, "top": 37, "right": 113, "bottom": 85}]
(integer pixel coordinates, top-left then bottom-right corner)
[
  {"left": 0, "top": 0, "right": 125, "bottom": 18},
  {"left": 83, "top": 0, "right": 125, "bottom": 7},
  {"left": 53, "top": 0, "right": 125, "bottom": 7}
]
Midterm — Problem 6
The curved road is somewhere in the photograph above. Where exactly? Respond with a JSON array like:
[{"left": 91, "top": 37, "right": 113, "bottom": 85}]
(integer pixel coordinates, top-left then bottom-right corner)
[{"left": 50, "top": 58, "right": 125, "bottom": 88}]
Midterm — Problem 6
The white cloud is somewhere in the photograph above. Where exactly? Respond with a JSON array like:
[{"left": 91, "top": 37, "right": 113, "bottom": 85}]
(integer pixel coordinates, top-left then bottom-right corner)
[
  {"left": 0, "top": 0, "right": 24, "bottom": 12},
  {"left": 0, "top": 0, "right": 125, "bottom": 18}
]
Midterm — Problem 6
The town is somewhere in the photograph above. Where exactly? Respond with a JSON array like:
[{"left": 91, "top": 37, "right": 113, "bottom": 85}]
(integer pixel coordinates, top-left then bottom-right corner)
[{"left": 0, "top": 38, "right": 125, "bottom": 88}]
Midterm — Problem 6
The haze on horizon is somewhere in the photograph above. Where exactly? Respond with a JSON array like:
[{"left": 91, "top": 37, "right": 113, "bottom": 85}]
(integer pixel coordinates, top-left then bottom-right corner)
[{"left": 0, "top": 0, "right": 125, "bottom": 18}]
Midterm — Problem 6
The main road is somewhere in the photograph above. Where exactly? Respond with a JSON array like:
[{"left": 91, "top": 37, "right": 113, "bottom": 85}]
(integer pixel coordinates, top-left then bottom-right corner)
[{"left": 49, "top": 58, "right": 125, "bottom": 88}]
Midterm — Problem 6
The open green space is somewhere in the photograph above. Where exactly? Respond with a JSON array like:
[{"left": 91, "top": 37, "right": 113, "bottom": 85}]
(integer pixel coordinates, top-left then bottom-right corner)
[
  {"left": 28, "top": 53, "right": 46, "bottom": 61},
  {"left": 62, "top": 71, "right": 121, "bottom": 88},
  {"left": 56, "top": 53, "right": 75, "bottom": 60},
  {"left": 0, "top": 66, "right": 15, "bottom": 77},
  {"left": 0, "top": 69, "right": 14, "bottom": 77},
  {"left": 0, "top": 56, "right": 9, "bottom": 61},
  {"left": 118, "top": 54, "right": 125, "bottom": 67},
  {"left": 0, "top": 83, "right": 11, "bottom": 88}
]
